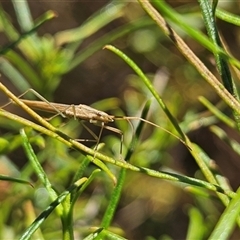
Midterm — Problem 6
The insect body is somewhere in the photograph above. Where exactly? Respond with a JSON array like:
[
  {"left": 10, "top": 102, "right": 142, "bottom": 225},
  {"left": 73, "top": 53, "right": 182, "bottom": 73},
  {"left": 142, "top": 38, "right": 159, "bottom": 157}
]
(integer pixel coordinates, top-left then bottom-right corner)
[
  {"left": 19, "top": 99, "right": 123, "bottom": 153},
  {"left": 20, "top": 99, "right": 115, "bottom": 124}
]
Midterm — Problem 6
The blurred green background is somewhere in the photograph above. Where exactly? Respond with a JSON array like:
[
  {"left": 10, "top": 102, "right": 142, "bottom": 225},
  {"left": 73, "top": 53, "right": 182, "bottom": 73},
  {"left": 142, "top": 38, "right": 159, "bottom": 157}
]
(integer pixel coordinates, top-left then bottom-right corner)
[{"left": 1, "top": 1, "right": 240, "bottom": 239}]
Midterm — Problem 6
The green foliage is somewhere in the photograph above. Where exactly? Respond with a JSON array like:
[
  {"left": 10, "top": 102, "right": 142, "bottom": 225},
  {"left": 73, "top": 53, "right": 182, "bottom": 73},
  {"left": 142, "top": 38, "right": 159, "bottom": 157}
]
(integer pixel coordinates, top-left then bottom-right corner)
[{"left": 0, "top": 0, "right": 240, "bottom": 239}]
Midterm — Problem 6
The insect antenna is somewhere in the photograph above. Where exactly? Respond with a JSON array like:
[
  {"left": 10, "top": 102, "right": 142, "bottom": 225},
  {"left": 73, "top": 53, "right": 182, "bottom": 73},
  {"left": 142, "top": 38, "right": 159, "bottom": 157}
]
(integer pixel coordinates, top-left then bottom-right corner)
[{"left": 113, "top": 116, "right": 189, "bottom": 149}]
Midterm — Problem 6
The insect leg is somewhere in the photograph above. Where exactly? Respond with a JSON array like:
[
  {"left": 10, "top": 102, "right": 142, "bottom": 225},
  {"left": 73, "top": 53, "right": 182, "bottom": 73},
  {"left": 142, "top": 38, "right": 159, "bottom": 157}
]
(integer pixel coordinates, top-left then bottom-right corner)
[{"left": 1, "top": 88, "right": 67, "bottom": 118}]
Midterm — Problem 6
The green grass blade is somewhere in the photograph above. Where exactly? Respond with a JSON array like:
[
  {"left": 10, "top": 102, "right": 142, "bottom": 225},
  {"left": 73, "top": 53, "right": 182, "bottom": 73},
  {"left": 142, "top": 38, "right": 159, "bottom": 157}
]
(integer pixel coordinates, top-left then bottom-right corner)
[
  {"left": 199, "top": 0, "right": 235, "bottom": 95},
  {"left": 199, "top": 96, "right": 236, "bottom": 128},
  {"left": 20, "top": 129, "right": 61, "bottom": 211},
  {"left": 12, "top": 0, "right": 34, "bottom": 32},
  {"left": 62, "top": 169, "right": 101, "bottom": 240},
  {"left": 55, "top": 1, "right": 126, "bottom": 47},
  {"left": 0, "top": 10, "right": 56, "bottom": 55},
  {"left": 104, "top": 45, "right": 189, "bottom": 144},
  {"left": 209, "top": 187, "right": 240, "bottom": 240},
  {"left": 186, "top": 207, "right": 205, "bottom": 240},
  {"left": 0, "top": 4, "right": 19, "bottom": 40},
  {"left": 216, "top": 8, "right": 240, "bottom": 26},
  {"left": 70, "top": 169, "right": 101, "bottom": 213},
  {"left": 0, "top": 57, "right": 31, "bottom": 92},
  {"left": 210, "top": 125, "right": 240, "bottom": 157},
  {"left": 19, "top": 178, "right": 87, "bottom": 240},
  {"left": 198, "top": 0, "right": 240, "bottom": 129},
  {"left": 3, "top": 51, "right": 43, "bottom": 90},
  {"left": 190, "top": 144, "right": 227, "bottom": 191},
  {"left": 84, "top": 228, "right": 127, "bottom": 240},
  {"left": 87, "top": 155, "right": 117, "bottom": 185},
  {"left": 189, "top": 142, "right": 240, "bottom": 226},
  {"left": 0, "top": 174, "right": 32, "bottom": 186}
]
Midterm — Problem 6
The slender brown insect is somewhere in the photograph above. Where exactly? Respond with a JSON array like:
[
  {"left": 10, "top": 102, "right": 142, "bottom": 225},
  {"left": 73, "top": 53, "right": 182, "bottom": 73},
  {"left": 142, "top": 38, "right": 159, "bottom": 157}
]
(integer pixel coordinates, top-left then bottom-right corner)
[
  {"left": 20, "top": 99, "right": 115, "bottom": 124},
  {"left": 20, "top": 98, "right": 123, "bottom": 150},
  {"left": 3, "top": 89, "right": 188, "bottom": 153}
]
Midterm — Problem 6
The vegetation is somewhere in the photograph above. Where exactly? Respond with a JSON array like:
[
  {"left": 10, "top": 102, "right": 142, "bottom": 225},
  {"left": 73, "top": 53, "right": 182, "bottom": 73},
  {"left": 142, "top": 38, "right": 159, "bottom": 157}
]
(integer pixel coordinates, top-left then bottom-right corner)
[{"left": 0, "top": 0, "right": 240, "bottom": 239}]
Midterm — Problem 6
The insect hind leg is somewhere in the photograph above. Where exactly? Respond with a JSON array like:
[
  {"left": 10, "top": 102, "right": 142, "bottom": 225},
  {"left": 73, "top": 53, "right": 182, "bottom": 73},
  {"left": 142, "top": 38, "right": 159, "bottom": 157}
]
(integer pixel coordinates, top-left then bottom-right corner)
[
  {"left": 77, "top": 121, "right": 124, "bottom": 160},
  {"left": 100, "top": 124, "right": 124, "bottom": 161},
  {"left": 75, "top": 122, "right": 99, "bottom": 143},
  {"left": 74, "top": 122, "right": 106, "bottom": 158}
]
